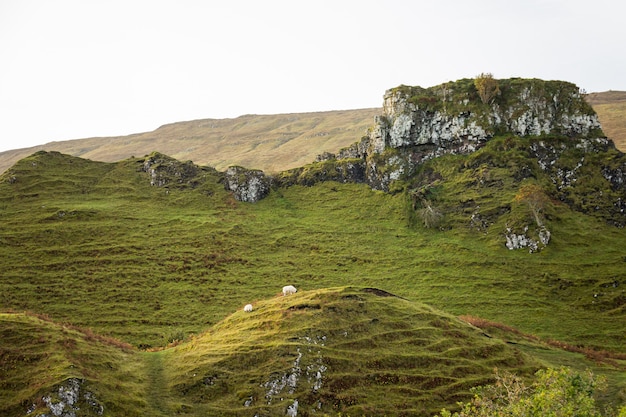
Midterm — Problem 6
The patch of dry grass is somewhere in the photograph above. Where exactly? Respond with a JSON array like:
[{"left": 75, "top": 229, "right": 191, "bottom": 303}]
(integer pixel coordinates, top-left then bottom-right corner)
[
  {"left": 586, "top": 91, "right": 626, "bottom": 152},
  {"left": 0, "top": 109, "right": 380, "bottom": 175}
]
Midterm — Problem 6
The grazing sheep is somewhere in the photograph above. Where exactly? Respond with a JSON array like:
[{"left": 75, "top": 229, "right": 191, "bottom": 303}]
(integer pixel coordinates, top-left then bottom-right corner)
[
  {"left": 282, "top": 285, "right": 297, "bottom": 296},
  {"left": 243, "top": 304, "right": 253, "bottom": 312}
]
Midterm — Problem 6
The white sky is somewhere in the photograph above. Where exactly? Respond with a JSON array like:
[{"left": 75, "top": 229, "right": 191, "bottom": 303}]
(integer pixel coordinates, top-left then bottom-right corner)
[{"left": 0, "top": 0, "right": 624, "bottom": 153}]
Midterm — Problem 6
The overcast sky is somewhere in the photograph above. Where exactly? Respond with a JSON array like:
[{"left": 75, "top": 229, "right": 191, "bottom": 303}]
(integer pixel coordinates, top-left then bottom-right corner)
[{"left": 0, "top": 0, "right": 624, "bottom": 153}]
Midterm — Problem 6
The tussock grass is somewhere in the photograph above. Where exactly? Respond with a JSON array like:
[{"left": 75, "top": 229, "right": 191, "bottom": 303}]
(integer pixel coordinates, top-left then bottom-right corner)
[
  {"left": 161, "top": 287, "right": 539, "bottom": 416},
  {"left": 1, "top": 148, "right": 625, "bottom": 414}
]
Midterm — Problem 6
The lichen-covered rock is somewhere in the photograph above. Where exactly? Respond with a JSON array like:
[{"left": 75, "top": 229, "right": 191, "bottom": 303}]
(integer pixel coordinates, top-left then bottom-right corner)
[
  {"left": 141, "top": 152, "right": 200, "bottom": 189},
  {"left": 28, "top": 378, "right": 104, "bottom": 417},
  {"left": 319, "top": 78, "right": 604, "bottom": 192},
  {"left": 505, "top": 226, "right": 551, "bottom": 253},
  {"left": 275, "top": 158, "right": 366, "bottom": 188},
  {"left": 224, "top": 166, "right": 270, "bottom": 202},
  {"left": 526, "top": 137, "right": 626, "bottom": 226}
]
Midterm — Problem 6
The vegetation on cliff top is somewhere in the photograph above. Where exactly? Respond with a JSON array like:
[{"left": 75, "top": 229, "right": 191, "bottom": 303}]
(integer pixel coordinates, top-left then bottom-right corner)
[{"left": 390, "top": 78, "right": 601, "bottom": 139}]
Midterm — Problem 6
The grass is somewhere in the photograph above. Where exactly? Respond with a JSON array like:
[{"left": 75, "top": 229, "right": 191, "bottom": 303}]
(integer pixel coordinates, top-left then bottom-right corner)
[
  {"left": 586, "top": 90, "right": 626, "bottom": 151},
  {"left": 0, "top": 312, "right": 145, "bottom": 417},
  {"left": 0, "top": 109, "right": 381, "bottom": 175},
  {"left": 162, "top": 287, "right": 542, "bottom": 416},
  {"left": 1, "top": 144, "right": 625, "bottom": 415}
]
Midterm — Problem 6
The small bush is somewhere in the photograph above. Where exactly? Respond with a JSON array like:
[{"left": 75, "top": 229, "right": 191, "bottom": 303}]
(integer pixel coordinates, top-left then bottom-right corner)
[
  {"left": 437, "top": 367, "right": 611, "bottom": 417},
  {"left": 418, "top": 203, "right": 444, "bottom": 229}
]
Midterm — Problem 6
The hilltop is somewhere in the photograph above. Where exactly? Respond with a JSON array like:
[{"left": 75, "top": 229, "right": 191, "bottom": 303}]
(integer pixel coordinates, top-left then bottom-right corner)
[
  {"left": 1, "top": 77, "right": 625, "bottom": 416},
  {"left": 0, "top": 89, "right": 624, "bottom": 177},
  {"left": 0, "top": 109, "right": 379, "bottom": 175}
]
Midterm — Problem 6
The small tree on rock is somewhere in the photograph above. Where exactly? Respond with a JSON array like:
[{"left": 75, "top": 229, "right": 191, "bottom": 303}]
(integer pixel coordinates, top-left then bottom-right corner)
[
  {"left": 474, "top": 73, "right": 500, "bottom": 104},
  {"left": 515, "top": 183, "right": 550, "bottom": 227}
]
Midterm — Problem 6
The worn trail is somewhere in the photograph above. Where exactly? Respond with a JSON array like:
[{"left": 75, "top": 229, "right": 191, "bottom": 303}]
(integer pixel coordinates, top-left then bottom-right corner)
[{"left": 142, "top": 351, "right": 171, "bottom": 416}]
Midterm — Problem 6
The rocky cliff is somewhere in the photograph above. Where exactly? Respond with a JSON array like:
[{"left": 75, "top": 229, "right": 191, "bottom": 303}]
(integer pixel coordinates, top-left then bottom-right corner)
[
  {"left": 268, "top": 77, "right": 626, "bottom": 251},
  {"left": 321, "top": 78, "right": 603, "bottom": 192}
]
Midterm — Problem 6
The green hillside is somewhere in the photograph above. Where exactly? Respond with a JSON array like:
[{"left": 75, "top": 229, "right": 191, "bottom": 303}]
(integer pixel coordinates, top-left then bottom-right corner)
[
  {"left": 2, "top": 77, "right": 626, "bottom": 416},
  {"left": 1, "top": 141, "right": 625, "bottom": 415},
  {"left": 2, "top": 288, "right": 622, "bottom": 417},
  {"left": 0, "top": 312, "right": 141, "bottom": 416},
  {"left": 162, "top": 287, "right": 540, "bottom": 416}
]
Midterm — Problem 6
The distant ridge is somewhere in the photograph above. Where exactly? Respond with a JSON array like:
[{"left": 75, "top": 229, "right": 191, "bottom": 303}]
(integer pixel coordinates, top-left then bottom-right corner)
[
  {"left": 0, "top": 109, "right": 379, "bottom": 175},
  {"left": 1, "top": 91, "right": 625, "bottom": 177},
  {"left": 585, "top": 90, "right": 626, "bottom": 151}
]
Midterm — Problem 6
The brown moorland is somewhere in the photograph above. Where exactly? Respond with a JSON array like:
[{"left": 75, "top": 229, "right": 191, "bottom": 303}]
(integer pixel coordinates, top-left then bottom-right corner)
[
  {"left": 0, "top": 109, "right": 379, "bottom": 175},
  {"left": 0, "top": 90, "right": 624, "bottom": 176},
  {"left": 585, "top": 90, "right": 626, "bottom": 151}
]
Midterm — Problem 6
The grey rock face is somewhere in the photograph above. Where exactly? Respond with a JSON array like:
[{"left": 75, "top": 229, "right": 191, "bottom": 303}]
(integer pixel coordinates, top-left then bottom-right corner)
[
  {"left": 343, "top": 80, "right": 602, "bottom": 191},
  {"left": 224, "top": 166, "right": 271, "bottom": 202},
  {"left": 28, "top": 378, "right": 103, "bottom": 417}
]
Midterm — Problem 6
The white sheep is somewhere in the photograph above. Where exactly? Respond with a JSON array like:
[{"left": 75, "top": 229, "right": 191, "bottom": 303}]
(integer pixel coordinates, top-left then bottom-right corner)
[
  {"left": 282, "top": 285, "right": 297, "bottom": 296},
  {"left": 243, "top": 303, "right": 253, "bottom": 312}
]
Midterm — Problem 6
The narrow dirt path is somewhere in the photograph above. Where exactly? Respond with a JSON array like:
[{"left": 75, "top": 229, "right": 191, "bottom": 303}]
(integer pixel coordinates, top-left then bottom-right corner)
[{"left": 142, "top": 351, "right": 171, "bottom": 416}]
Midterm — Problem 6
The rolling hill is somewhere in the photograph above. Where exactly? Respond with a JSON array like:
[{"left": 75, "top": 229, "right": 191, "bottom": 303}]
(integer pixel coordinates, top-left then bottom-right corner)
[
  {"left": 1, "top": 78, "right": 625, "bottom": 416},
  {"left": 0, "top": 109, "right": 380, "bottom": 176},
  {"left": 0, "top": 287, "right": 560, "bottom": 416},
  {"left": 0, "top": 91, "right": 624, "bottom": 178},
  {"left": 1, "top": 145, "right": 625, "bottom": 416}
]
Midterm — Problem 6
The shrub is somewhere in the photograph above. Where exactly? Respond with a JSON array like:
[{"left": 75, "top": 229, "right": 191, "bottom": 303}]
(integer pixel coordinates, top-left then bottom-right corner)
[
  {"left": 437, "top": 367, "right": 612, "bottom": 417},
  {"left": 418, "top": 203, "right": 444, "bottom": 229},
  {"left": 474, "top": 73, "right": 501, "bottom": 105}
]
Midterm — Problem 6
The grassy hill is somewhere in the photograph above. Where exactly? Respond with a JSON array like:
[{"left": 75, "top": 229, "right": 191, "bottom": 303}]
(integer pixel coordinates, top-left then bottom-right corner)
[
  {"left": 0, "top": 91, "right": 624, "bottom": 176},
  {"left": 1, "top": 144, "right": 625, "bottom": 415},
  {"left": 0, "top": 109, "right": 380, "bottom": 176},
  {"left": 2, "top": 288, "right": 622, "bottom": 417}
]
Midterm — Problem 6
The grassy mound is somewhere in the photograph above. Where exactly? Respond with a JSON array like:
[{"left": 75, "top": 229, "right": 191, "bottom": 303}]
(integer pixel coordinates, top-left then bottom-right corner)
[
  {"left": 0, "top": 312, "right": 142, "bottom": 417},
  {"left": 4, "top": 288, "right": 621, "bottom": 416},
  {"left": 1, "top": 288, "right": 542, "bottom": 417},
  {"left": 162, "top": 287, "right": 540, "bottom": 416}
]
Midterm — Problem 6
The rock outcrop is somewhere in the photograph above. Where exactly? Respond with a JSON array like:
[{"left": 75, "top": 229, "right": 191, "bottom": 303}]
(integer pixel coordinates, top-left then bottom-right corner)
[
  {"left": 326, "top": 78, "right": 603, "bottom": 192},
  {"left": 141, "top": 152, "right": 202, "bottom": 189},
  {"left": 223, "top": 166, "right": 271, "bottom": 203},
  {"left": 275, "top": 77, "right": 626, "bottom": 251},
  {"left": 505, "top": 226, "right": 552, "bottom": 253},
  {"left": 26, "top": 378, "right": 104, "bottom": 416}
]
